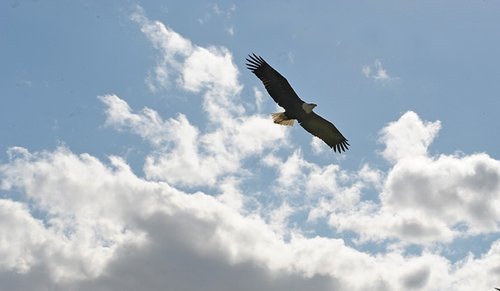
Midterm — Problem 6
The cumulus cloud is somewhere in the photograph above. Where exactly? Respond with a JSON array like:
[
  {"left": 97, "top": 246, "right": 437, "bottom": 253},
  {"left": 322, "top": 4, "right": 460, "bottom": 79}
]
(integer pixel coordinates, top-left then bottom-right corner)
[
  {"left": 383, "top": 151, "right": 500, "bottom": 234},
  {"left": 315, "top": 111, "right": 500, "bottom": 245},
  {"left": 100, "top": 94, "right": 286, "bottom": 187},
  {"left": 0, "top": 147, "right": 148, "bottom": 283},
  {"left": 380, "top": 111, "right": 441, "bottom": 163},
  {"left": 381, "top": 112, "right": 500, "bottom": 236},
  {"left": 1, "top": 6, "right": 500, "bottom": 291},
  {"left": 0, "top": 148, "right": 411, "bottom": 289},
  {"left": 0, "top": 199, "right": 48, "bottom": 274},
  {"left": 125, "top": 8, "right": 287, "bottom": 187},
  {"left": 0, "top": 147, "right": 341, "bottom": 289},
  {"left": 133, "top": 8, "right": 242, "bottom": 123},
  {"left": 1, "top": 144, "right": 499, "bottom": 290}
]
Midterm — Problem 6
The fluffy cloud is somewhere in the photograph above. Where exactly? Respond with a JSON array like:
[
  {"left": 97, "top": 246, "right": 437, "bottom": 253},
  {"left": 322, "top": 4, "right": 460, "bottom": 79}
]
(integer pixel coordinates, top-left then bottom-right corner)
[
  {"left": 124, "top": 8, "right": 287, "bottom": 187},
  {"left": 382, "top": 112, "right": 500, "bottom": 236},
  {"left": 1, "top": 7, "right": 499, "bottom": 291},
  {"left": 0, "top": 199, "right": 48, "bottom": 274},
  {"left": 1, "top": 144, "right": 499, "bottom": 290},
  {"left": 0, "top": 147, "right": 149, "bottom": 282},
  {"left": 132, "top": 6, "right": 242, "bottom": 123},
  {"left": 0, "top": 148, "right": 406, "bottom": 289},
  {"left": 383, "top": 153, "right": 500, "bottom": 233},
  {"left": 380, "top": 111, "right": 441, "bottom": 163},
  {"left": 100, "top": 94, "right": 286, "bottom": 187},
  {"left": 315, "top": 111, "right": 500, "bottom": 244}
]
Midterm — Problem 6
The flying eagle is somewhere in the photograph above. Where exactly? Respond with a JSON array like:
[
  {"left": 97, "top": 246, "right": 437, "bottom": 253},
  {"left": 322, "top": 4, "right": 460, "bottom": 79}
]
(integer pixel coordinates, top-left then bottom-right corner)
[{"left": 246, "top": 54, "right": 349, "bottom": 153}]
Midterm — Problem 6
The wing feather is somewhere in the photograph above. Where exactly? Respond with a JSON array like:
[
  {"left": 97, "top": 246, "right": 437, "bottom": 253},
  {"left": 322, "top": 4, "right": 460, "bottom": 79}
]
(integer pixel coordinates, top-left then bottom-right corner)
[
  {"left": 246, "top": 54, "right": 304, "bottom": 109},
  {"left": 299, "top": 112, "right": 349, "bottom": 153}
]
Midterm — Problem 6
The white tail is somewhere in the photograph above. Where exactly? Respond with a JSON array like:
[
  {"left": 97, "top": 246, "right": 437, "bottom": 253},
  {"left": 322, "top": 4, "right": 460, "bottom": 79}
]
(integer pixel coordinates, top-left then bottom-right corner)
[{"left": 271, "top": 112, "right": 295, "bottom": 126}]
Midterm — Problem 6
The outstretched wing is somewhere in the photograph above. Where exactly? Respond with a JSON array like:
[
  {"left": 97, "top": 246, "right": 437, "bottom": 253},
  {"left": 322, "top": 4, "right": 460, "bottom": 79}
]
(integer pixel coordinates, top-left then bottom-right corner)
[
  {"left": 246, "top": 54, "right": 304, "bottom": 109},
  {"left": 299, "top": 112, "right": 349, "bottom": 153}
]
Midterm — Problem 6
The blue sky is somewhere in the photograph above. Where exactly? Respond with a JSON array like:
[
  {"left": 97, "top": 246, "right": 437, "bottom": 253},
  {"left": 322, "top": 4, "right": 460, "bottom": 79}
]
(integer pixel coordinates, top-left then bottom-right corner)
[{"left": 1, "top": 1, "right": 500, "bottom": 290}]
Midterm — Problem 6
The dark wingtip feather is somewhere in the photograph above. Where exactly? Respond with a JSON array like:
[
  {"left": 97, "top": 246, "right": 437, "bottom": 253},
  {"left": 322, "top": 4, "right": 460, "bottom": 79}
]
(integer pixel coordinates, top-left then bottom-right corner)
[
  {"left": 333, "top": 144, "right": 340, "bottom": 153},
  {"left": 246, "top": 54, "right": 266, "bottom": 72},
  {"left": 331, "top": 139, "right": 349, "bottom": 153}
]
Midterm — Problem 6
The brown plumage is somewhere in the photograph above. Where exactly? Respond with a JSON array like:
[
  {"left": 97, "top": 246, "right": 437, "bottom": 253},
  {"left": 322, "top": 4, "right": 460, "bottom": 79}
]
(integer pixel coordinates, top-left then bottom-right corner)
[{"left": 246, "top": 54, "right": 349, "bottom": 153}]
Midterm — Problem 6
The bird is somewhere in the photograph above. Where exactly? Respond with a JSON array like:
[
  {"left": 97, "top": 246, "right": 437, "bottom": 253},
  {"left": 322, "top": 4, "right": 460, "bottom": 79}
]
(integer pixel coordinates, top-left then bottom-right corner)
[
  {"left": 495, "top": 288, "right": 500, "bottom": 291},
  {"left": 246, "top": 54, "right": 349, "bottom": 153}
]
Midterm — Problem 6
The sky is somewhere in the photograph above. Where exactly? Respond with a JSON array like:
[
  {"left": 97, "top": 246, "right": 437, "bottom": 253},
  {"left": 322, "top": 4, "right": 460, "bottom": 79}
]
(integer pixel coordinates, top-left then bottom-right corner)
[{"left": 1, "top": 1, "right": 500, "bottom": 290}]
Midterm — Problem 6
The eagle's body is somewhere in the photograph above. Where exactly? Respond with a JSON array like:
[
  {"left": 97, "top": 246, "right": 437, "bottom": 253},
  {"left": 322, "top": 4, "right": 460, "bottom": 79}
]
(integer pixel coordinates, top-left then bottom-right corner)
[{"left": 246, "top": 54, "right": 349, "bottom": 153}]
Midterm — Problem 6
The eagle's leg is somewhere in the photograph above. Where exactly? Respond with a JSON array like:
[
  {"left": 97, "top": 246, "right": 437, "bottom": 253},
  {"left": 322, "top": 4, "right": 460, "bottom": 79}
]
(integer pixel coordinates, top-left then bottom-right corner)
[{"left": 271, "top": 112, "right": 295, "bottom": 126}]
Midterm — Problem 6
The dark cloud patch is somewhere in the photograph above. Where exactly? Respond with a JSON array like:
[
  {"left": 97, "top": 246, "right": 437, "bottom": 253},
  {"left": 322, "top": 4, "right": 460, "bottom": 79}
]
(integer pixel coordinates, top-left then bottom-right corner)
[
  {"left": 401, "top": 267, "right": 430, "bottom": 289},
  {"left": 0, "top": 211, "right": 341, "bottom": 291},
  {"left": 0, "top": 265, "right": 60, "bottom": 291},
  {"left": 398, "top": 219, "right": 440, "bottom": 239},
  {"left": 464, "top": 160, "right": 500, "bottom": 195},
  {"left": 73, "top": 212, "right": 340, "bottom": 291}
]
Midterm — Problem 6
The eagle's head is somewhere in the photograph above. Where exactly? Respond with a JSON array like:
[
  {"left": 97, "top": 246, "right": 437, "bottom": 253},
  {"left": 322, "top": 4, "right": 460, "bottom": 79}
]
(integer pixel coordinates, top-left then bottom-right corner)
[{"left": 302, "top": 103, "right": 317, "bottom": 113}]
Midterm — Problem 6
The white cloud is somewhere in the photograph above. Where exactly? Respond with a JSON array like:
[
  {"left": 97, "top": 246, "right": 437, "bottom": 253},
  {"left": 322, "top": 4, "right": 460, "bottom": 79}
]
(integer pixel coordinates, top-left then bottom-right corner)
[
  {"left": 253, "top": 86, "right": 264, "bottom": 112},
  {"left": 0, "top": 147, "right": 375, "bottom": 288},
  {"left": 0, "top": 199, "right": 47, "bottom": 274},
  {"left": 381, "top": 112, "right": 500, "bottom": 236},
  {"left": 310, "top": 136, "right": 327, "bottom": 154},
  {"left": 379, "top": 111, "right": 441, "bottom": 163},
  {"left": 100, "top": 94, "right": 286, "bottom": 187},
  {"left": 362, "top": 59, "right": 398, "bottom": 83},
  {"left": 449, "top": 240, "right": 500, "bottom": 290},
  {"left": 133, "top": 7, "right": 243, "bottom": 124},
  {"left": 361, "top": 65, "right": 371, "bottom": 78},
  {"left": 1, "top": 145, "right": 499, "bottom": 290},
  {"left": 262, "top": 109, "right": 499, "bottom": 246},
  {"left": 314, "top": 111, "right": 500, "bottom": 245},
  {"left": 125, "top": 8, "right": 287, "bottom": 187},
  {"left": 99, "top": 94, "right": 172, "bottom": 147},
  {"left": 0, "top": 147, "right": 148, "bottom": 283},
  {"left": 383, "top": 152, "right": 500, "bottom": 234}
]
